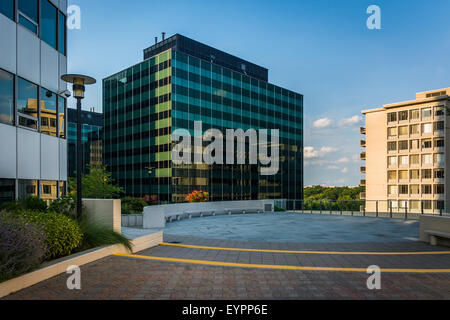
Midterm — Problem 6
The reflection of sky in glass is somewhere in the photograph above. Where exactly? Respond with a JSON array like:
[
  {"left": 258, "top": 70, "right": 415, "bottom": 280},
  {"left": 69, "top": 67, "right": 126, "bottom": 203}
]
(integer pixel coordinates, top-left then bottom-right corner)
[
  {"left": 17, "top": 78, "right": 37, "bottom": 114},
  {"left": 0, "top": 70, "right": 14, "bottom": 125},
  {"left": 40, "top": 88, "right": 57, "bottom": 111}
]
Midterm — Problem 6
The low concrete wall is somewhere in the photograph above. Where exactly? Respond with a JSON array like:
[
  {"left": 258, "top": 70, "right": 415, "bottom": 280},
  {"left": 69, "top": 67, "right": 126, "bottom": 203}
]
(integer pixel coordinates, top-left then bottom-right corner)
[
  {"left": 83, "top": 199, "right": 121, "bottom": 234},
  {"left": 420, "top": 215, "right": 450, "bottom": 246},
  {"left": 143, "top": 200, "right": 278, "bottom": 229},
  {"left": 0, "top": 231, "right": 163, "bottom": 298},
  {"left": 121, "top": 214, "right": 143, "bottom": 228}
]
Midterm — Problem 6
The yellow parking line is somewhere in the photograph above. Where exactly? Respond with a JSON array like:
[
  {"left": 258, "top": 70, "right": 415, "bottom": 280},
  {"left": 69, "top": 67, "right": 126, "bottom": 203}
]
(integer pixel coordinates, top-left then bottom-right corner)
[
  {"left": 160, "top": 242, "right": 450, "bottom": 256},
  {"left": 113, "top": 253, "right": 450, "bottom": 273}
]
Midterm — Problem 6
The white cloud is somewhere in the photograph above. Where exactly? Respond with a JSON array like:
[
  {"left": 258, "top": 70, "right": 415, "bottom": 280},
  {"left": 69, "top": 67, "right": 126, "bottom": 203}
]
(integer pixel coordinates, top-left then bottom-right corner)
[
  {"left": 339, "top": 115, "right": 363, "bottom": 127},
  {"left": 337, "top": 157, "right": 350, "bottom": 163},
  {"left": 304, "top": 146, "right": 338, "bottom": 159},
  {"left": 326, "top": 165, "right": 339, "bottom": 170},
  {"left": 341, "top": 168, "right": 348, "bottom": 173},
  {"left": 312, "top": 118, "right": 333, "bottom": 129}
]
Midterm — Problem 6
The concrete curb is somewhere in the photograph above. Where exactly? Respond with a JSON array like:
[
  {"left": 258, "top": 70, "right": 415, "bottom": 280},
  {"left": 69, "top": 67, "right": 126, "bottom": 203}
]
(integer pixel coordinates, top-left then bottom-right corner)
[{"left": 0, "top": 231, "right": 163, "bottom": 298}]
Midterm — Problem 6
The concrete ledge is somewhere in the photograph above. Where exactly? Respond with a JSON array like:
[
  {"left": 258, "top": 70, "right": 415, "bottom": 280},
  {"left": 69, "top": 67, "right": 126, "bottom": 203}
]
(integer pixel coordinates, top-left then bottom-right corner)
[
  {"left": 420, "top": 215, "right": 450, "bottom": 247},
  {"left": 0, "top": 231, "right": 163, "bottom": 298}
]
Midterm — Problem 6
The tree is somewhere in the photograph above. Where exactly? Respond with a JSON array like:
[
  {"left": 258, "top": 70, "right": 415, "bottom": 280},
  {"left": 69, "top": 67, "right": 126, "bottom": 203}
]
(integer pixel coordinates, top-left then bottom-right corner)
[{"left": 69, "top": 166, "right": 124, "bottom": 199}]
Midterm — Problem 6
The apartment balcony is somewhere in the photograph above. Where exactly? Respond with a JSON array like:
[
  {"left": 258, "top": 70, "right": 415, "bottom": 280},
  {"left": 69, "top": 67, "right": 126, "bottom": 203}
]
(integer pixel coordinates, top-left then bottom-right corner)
[
  {"left": 360, "top": 192, "right": 366, "bottom": 199},
  {"left": 360, "top": 179, "right": 366, "bottom": 186},
  {"left": 360, "top": 152, "right": 366, "bottom": 160},
  {"left": 360, "top": 127, "right": 366, "bottom": 135},
  {"left": 360, "top": 140, "right": 366, "bottom": 147},
  {"left": 360, "top": 166, "right": 366, "bottom": 174}
]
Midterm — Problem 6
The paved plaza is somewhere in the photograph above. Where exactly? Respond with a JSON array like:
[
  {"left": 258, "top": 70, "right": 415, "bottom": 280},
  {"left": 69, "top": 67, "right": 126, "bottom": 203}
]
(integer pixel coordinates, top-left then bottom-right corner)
[{"left": 4, "top": 231, "right": 450, "bottom": 300}]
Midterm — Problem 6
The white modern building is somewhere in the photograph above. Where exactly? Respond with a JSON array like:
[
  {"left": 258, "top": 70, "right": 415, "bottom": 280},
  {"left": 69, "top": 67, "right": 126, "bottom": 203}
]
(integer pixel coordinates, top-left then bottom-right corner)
[{"left": 0, "top": 0, "right": 68, "bottom": 203}]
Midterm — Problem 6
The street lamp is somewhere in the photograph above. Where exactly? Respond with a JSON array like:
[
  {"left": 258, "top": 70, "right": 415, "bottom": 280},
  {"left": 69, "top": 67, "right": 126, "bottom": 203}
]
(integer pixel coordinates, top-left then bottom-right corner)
[
  {"left": 145, "top": 166, "right": 155, "bottom": 201},
  {"left": 61, "top": 74, "right": 96, "bottom": 219}
]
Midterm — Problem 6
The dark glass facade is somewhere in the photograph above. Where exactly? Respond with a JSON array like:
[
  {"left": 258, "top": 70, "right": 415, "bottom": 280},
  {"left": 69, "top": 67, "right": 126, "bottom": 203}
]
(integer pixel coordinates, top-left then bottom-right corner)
[
  {"left": 104, "top": 35, "right": 303, "bottom": 203},
  {"left": 67, "top": 109, "right": 103, "bottom": 177}
]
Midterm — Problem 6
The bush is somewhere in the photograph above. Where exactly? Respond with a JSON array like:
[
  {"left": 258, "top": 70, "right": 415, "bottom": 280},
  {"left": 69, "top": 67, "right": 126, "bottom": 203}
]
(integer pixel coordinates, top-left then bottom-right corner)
[
  {"left": 77, "top": 219, "right": 132, "bottom": 252},
  {"left": 0, "top": 212, "right": 47, "bottom": 282},
  {"left": 186, "top": 190, "right": 209, "bottom": 203},
  {"left": 47, "top": 196, "right": 77, "bottom": 218},
  {"left": 15, "top": 211, "right": 83, "bottom": 260},
  {"left": 121, "top": 197, "right": 147, "bottom": 215},
  {"left": 274, "top": 205, "right": 286, "bottom": 212},
  {"left": 0, "top": 196, "right": 47, "bottom": 213}
]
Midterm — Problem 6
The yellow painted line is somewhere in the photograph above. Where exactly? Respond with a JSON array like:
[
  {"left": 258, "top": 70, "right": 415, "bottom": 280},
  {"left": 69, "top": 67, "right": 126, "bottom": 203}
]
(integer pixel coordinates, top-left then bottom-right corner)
[
  {"left": 160, "top": 242, "right": 450, "bottom": 256},
  {"left": 113, "top": 253, "right": 450, "bottom": 273}
]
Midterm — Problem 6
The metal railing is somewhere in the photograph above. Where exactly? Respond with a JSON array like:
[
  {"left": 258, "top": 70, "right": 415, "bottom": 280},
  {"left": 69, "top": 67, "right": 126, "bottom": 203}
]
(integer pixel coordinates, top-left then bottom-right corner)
[{"left": 283, "top": 200, "right": 450, "bottom": 220}]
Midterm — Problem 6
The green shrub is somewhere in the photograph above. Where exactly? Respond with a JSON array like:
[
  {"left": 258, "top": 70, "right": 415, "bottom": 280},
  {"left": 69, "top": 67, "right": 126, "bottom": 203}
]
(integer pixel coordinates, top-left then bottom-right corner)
[
  {"left": 121, "top": 197, "right": 147, "bottom": 215},
  {"left": 47, "top": 196, "right": 77, "bottom": 218},
  {"left": 77, "top": 219, "right": 132, "bottom": 252},
  {"left": 0, "top": 212, "right": 47, "bottom": 282},
  {"left": 15, "top": 211, "right": 83, "bottom": 260},
  {"left": 274, "top": 205, "right": 286, "bottom": 212},
  {"left": 0, "top": 196, "right": 47, "bottom": 213}
]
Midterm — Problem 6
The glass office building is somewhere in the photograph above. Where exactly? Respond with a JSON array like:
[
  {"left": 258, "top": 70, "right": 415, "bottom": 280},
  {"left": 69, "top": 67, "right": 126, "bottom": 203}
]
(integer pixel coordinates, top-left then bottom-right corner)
[
  {"left": 0, "top": 0, "right": 68, "bottom": 204},
  {"left": 67, "top": 108, "right": 103, "bottom": 177},
  {"left": 103, "top": 34, "right": 303, "bottom": 203}
]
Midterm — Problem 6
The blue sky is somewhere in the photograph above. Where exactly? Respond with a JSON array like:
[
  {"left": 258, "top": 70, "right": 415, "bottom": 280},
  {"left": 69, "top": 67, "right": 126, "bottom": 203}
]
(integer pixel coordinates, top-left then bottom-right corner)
[{"left": 67, "top": 0, "right": 450, "bottom": 187}]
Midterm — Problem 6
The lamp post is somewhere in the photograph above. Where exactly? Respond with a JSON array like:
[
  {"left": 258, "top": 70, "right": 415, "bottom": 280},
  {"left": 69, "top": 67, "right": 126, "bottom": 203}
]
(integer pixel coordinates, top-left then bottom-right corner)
[
  {"left": 145, "top": 166, "right": 155, "bottom": 202},
  {"left": 61, "top": 74, "right": 96, "bottom": 219}
]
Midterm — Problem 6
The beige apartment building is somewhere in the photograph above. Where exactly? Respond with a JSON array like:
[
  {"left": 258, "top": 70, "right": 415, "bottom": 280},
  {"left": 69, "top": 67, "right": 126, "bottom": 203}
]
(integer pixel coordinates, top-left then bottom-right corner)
[{"left": 361, "top": 88, "right": 450, "bottom": 214}]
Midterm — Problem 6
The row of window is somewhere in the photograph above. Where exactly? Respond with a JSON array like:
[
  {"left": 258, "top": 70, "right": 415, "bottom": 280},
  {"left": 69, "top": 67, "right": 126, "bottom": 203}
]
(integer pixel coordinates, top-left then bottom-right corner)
[
  {"left": 0, "top": 68, "right": 66, "bottom": 137},
  {"left": 387, "top": 106, "right": 446, "bottom": 123},
  {"left": 387, "top": 184, "right": 445, "bottom": 195},
  {"left": 388, "top": 154, "right": 445, "bottom": 167},
  {"left": 387, "top": 122, "right": 444, "bottom": 138},
  {"left": 0, "top": 0, "right": 66, "bottom": 55},
  {"left": 387, "top": 138, "right": 444, "bottom": 152},
  {"left": 387, "top": 200, "right": 444, "bottom": 210},
  {"left": 0, "top": 179, "right": 66, "bottom": 204},
  {"left": 387, "top": 169, "right": 444, "bottom": 181}
]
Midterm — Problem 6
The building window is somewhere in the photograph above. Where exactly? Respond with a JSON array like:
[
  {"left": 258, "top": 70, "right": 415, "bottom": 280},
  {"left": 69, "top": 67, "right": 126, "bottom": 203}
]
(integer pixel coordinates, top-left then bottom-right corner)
[
  {"left": 422, "top": 169, "right": 432, "bottom": 179},
  {"left": 422, "top": 200, "right": 432, "bottom": 210},
  {"left": 410, "top": 140, "right": 419, "bottom": 150},
  {"left": 18, "top": 179, "right": 38, "bottom": 199},
  {"left": 435, "top": 184, "right": 445, "bottom": 194},
  {"left": 398, "top": 126, "right": 408, "bottom": 136},
  {"left": 422, "top": 154, "right": 432, "bottom": 165},
  {"left": 0, "top": 0, "right": 14, "bottom": 20},
  {"left": 410, "top": 124, "right": 419, "bottom": 135},
  {"left": 398, "top": 170, "right": 408, "bottom": 180},
  {"left": 17, "top": 77, "right": 38, "bottom": 130},
  {"left": 409, "top": 155, "right": 419, "bottom": 166},
  {"left": 0, "top": 69, "right": 14, "bottom": 126},
  {"left": 0, "top": 179, "right": 15, "bottom": 205},
  {"left": 436, "top": 201, "right": 445, "bottom": 210},
  {"left": 58, "top": 12, "right": 66, "bottom": 55},
  {"left": 421, "top": 139, "right": 432, "bottom": 149},
  {"left": 398, "top": 111, "right": 408, "bottom": 121},
  {"left": 40, "top": 88, "right": 57, "bottom": 136},
  {"left": 41, "top": 0, "right": 58, "bottom": 49},
  {"left": 399, "top": 156, "right": 408, "bottom": 166},
  {"left": 388, "top": 156, "right": 397, "bottom": 167},
  {"left": 410, "top": 109, "right": 420, "bottom": 120},
  {"left": 58, "top": 96, "right": 66, "bottom": 138},
  {"left": 435, "top": 106, "right": 445, "bottom": 117},
  {"left": 387, "top": 141, "right": 397, "bottom": 152},
  {"left": 410, "top": 170, "right": 420, "bottom": 180},
  {"left": 387, "top": 171, "right": 397, "bottom": 181},
  {"left": 399, "top": 185, "right": 408, "bottom": 195},
  {"left": 387, "top": 112, "right": 397, "bottom": 123},
  {"left": 410, "top": 200, "right": 420, "bottom": 209},
  {"left": 434, "top": 169, "right": 444, "bottom": 179},
  {"left": 18, "top": 0, "right": 39, "bottom": 34},
  {"left": 422, "top": 108, "right": 432, "bottom": 119},
  {"left": 421, "top": 123, "right": 432, "bottom": 134},
  {"left": 388, "top": 185, "right": 397, "bottom": 195},
  {"left": 389, "top": 200, "right": 398, "bottom": 209},
  {"left": 398, "top": 140, "right": 408, "bottom": 151},
  {"left": 422, "top": 185, "right": 432, "bottom": 194},
  {"left": 41, "top": 181, "right": 57, "bottom": 201},
  {"left": 387, "top": 127, "right": 397, "bottom": 138},
  {"left": 435, "top": 139, "right": 444, "bottom": 148},
  {"left": 59, "top": 181, "right": 66, "bottom": 197},
  {"left": 434, "top": 121, "right": 444, "bottom": 131},
  {"left": 434, "top": 153, "right": 444, "bottom": 165}
]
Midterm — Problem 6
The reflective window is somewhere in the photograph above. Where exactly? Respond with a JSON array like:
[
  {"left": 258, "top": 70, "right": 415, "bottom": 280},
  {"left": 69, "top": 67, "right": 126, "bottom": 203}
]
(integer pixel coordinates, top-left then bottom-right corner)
[
  {"left": 0, "top": 0, "right": 14, "bottom": 20},
  {"left": 0, "top": 69, "right": 14, "bottom": 125},
  {"left": 41, "top": 180, "right": 57, "bottom": 201},
  {"left": 58, "top": 12, "right": 66, "bottom": 55},
  {"left": 58, "top": 96, "right": 66, "bottom": 138},
  {"left": 410, "top": 185, "right": 419, "bottom": 194},
  {"left": 40, "top": 88, "right": 57, "bottom": 136},
  {"left": 422, "top": 108, "right": 432, "bottom": 119},
  {"left": 0, "top": 179, "right": 15, "bottom": 204},
  {"left": 18, "top": 179, "right": 38, "bottom": 199},
  {"left": 41, "top": 0, "right": 58, "bottom": 49},
  {"left": 17, "top": 77, "right": 38, "bottom": 130},
  {"left": 409, "top": 109, "right": 419, "bottom": 120},
  {"left": 59, "top": 181, "right": 66, "bottom": 197},
  {"left": 18, "top": 0, "right": 38, "bottom": 34}
]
